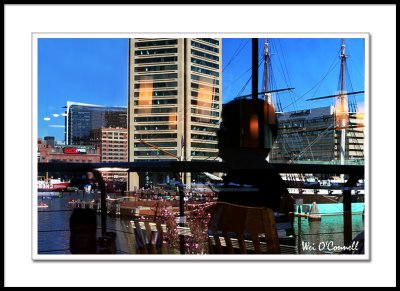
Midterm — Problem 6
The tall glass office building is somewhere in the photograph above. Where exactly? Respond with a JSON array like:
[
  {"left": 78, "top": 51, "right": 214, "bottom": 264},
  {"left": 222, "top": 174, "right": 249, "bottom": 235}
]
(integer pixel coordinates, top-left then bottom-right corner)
[{"left": 65, "top": 101, "right": 127, "bottom": 145}]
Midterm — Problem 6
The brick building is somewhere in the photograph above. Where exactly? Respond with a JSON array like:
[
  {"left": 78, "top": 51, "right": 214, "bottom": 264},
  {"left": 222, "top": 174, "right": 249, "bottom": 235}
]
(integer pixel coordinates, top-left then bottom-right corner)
[
  {"left": 37, "top": 141, "right": 100, "bottom": 163},
  {"left": 90, "top": 127, "right": 128, "bottom": 182}
]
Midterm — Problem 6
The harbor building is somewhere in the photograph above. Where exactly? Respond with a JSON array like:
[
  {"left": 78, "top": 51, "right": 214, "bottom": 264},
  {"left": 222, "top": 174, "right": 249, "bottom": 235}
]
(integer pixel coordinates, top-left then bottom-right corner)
[
  {"left": 269, "top": 106, "right": 364, "bottom": 164},
  {"left": 128, "top": 38, "right": 222, "bottom": 189},
  {"left": 64, "top": 101, "right": 127, "bottom": 145},
  {"left": 37, "top": 142, "right": 101, "bottom": 163}
]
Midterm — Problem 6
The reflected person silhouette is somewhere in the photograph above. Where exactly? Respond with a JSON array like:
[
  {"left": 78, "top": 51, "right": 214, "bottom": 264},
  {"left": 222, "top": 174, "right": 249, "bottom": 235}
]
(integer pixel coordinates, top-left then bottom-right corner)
[{"left": 216, "top": 98, "right": 293, "bottom": 216}]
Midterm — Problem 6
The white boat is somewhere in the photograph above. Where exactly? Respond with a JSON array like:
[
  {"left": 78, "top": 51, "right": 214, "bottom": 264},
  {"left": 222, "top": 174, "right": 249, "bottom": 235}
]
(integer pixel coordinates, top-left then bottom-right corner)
[{"left": 38, "top": 202, "right": 49, "bottom": 208}]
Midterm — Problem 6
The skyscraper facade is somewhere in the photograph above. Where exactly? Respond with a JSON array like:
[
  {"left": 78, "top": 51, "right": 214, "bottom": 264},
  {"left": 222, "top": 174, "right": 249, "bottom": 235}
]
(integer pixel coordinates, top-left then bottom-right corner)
[
  {"left": 129, "top": 38, "right": 221, "bottom": 160},
  {"left": 128, "top": 38, "right": 222, "bottom": 188}
]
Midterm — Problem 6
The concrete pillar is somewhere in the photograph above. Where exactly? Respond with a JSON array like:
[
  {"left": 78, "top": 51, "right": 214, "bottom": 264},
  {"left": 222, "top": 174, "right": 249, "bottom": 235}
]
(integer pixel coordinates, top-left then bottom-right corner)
[{"left": 128, "top": 172, "right": 140, "bottom": 192}]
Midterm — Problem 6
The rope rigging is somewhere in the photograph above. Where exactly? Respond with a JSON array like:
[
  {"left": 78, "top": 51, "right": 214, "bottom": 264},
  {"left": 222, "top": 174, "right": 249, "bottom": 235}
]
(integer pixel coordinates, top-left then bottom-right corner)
[{"left": 222, "top": 39, "right": 250, "bottom": 73}]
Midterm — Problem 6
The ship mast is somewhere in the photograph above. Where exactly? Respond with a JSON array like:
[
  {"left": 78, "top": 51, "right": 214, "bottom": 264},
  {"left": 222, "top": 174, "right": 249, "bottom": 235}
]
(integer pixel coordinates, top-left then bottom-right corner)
[
  {"left": 263, "top": 40, "right": 270, "bottom": 103},
  {"left": 261, "top": 39, "right": 293, "bottom": 161},
  {"left": 339, "top": 38, "right": 348, "bottom": 167},
  {"left": 306, "top": 39, "right": 364, "bottom": 167},
  {"left": 263, "top": 39, "right": 270, "bottom": 161}
]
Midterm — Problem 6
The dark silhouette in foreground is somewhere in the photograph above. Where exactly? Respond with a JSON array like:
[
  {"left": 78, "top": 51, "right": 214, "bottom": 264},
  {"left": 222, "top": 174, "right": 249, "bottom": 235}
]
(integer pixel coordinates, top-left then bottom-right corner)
[
  {"left": 206, "top": 98, "right": 295, "bottom": 254},
  {"left": 216, "top": 98, "right": 294, "bottom": 215},
  {"left": 69, "top": 208, "right": 97, "bottom": 254}
]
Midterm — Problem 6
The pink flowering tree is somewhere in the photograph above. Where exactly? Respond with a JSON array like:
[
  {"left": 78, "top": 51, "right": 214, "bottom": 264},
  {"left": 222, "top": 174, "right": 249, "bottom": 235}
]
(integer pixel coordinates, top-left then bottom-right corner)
[
  {"left": 184, "top": 203, "right": 213, "bottom": 254},
  {"left": 159, "top": 202, "right": 214, "bottom": 254}
]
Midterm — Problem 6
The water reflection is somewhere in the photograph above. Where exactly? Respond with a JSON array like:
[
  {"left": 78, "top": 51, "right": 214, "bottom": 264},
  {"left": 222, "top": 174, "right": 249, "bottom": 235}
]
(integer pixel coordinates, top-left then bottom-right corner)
[{"left": 37, "top": 191, "right": 136, "bottom": 255}]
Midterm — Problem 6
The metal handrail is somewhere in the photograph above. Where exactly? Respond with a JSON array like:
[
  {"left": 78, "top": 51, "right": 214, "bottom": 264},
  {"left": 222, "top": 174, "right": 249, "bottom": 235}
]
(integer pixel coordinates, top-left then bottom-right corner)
[
  {"left": 38, "top": 161, "right": 364, "bottom": 175},
  {"left": 37, "top": 161, "right": 364, "bottom": 247}
]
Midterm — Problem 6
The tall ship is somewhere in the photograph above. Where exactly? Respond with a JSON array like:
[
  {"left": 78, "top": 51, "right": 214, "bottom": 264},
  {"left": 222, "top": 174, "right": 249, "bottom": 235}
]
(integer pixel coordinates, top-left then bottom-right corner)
[{"left": 263, "top": 38, "right": 365, "bottom": 203}]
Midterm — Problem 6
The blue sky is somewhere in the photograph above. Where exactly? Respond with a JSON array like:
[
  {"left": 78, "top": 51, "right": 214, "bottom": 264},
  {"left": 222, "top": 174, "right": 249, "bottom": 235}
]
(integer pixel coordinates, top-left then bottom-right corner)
[{"left": 38, "top": 37, "right": 365, "bottom": 141}]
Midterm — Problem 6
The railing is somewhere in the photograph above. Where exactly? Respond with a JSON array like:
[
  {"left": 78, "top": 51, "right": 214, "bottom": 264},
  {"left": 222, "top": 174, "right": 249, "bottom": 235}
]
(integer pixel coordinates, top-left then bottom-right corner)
[{"left": 38, "top": 161, "right": 364, "bottom": 251}]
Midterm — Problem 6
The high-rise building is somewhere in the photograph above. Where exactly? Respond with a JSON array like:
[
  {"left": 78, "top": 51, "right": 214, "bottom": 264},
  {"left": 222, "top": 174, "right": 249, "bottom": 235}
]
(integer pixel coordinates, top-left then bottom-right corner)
[
  {"left": 128, "top": 38, "right": 222, "bottom": 188},
  {"left": 64, "top": 101, "right": 127, "bottom": 145},
  {"left": 269, "top": 106, "right": 364, "bottom": 164}
]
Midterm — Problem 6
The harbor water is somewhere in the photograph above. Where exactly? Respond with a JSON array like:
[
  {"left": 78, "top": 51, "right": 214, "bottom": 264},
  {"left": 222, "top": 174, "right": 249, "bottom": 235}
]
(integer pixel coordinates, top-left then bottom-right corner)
[
  {"left": 37, "top": 192, "right": 364, "bottom": 255},
  {"left": 38, "top": 191, "right": 136, "bottom": 254},
  {"left": 294, "top": 203, "right": 364, "bottom": 254}
]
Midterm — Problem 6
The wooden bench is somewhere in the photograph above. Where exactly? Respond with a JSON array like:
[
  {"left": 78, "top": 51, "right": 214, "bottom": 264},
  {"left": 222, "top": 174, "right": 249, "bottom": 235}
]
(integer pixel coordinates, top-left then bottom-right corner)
[
  {"left": 132, "top": 221, "right": 168, "bottom": 254},
  {"left": 207, "top": 202, "right": 282, "bottom": 254}
]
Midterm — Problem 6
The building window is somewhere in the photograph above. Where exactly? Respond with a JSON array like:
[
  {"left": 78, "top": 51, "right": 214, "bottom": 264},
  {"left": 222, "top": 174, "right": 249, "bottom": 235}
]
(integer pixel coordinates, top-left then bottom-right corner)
[
  {"left": 135, "top": 56, "right": 177, "bottom": 64},
  {"left": 191, "top": 57, "right": 219, "bottom": 69},
  {"left": 191, "top": 151, "right": 218, "bottom": 157},
  {"left": 134, "top": 142, "right": 177, "bottom": 148},
  {"left": 191, "top": 92, "right": 220, "bottom": 102},
  {"left": 191, "top": 116, "right": 219, "bottom": 124},
  {"left": 191, "top": 100, "right": 219, "bottom": 109},
  {"left": 191, "top": 108, "right": 220, "bottom": 117},
  {"left": 191, "top": 142, "right": 218, "bottom": 149},
  {"left": 134, "top": 116, "right": 176, "bottom": 122},
  {"left": 135, "top": 48, "right": 178, "bottom": 56},
  {"left": 134, "top": 73, "right": 178, "bottom": 81},
  {"left": 191, "top": 74, "right": 219, "bottom": 85},
  {"left": 135, "top": 39, "right": 178, "bottom": 47},
  {"left": 191, "top": 40, "right": 219, "bottom": 53},
  {"left": 135, "top": 65, "right": 178, "bottom": 72},
  {"left": 134, "top": 81, "right": 178, "bottom": 89},
  {"left": 191, "top": 125, "right": 218, "bottom": 133},
  {"left": 197, "top": 38, "right": 219, "bottom": 46},
  {"left": 134, "top": 107, "right": 177, "bottom": 114},
  {"left": 134, "top": 65, "right": 178, "bottom": 72},
  {"left": 134, "top": 99, "right": 177, "bottom": 106},
  {"left": 191, "top": 82, "right": 220, "bottom": 93},
  {"left": 135, "top": 124, "right": 177, "bottom": 131},
  {"left": 133, "top": 90, "right": 177, "bottom": 98},
  {"left": 191, "top": 49, "right": 219, "bottom": 61},
  {"left": 134, "top": 133, "right": 177, "bottom": 139},
  {"left": 191, "top": 66, "right": 219, "bottom": 77},
  {"left": 191, "top": 134, "right": 218, "bottom": 141},
  {"left": 134, "top": 150, "right": 177, "bottom": 157}
]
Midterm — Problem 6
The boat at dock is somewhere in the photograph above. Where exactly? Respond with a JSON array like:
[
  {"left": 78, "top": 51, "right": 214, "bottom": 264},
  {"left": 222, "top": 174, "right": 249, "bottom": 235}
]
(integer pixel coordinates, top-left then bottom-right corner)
[
  {"left": 38, "top": 202, "right": 49, "bottom": 208},
  {"left": 38, "top": 178, "right": 70, "bottom": 191}
]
